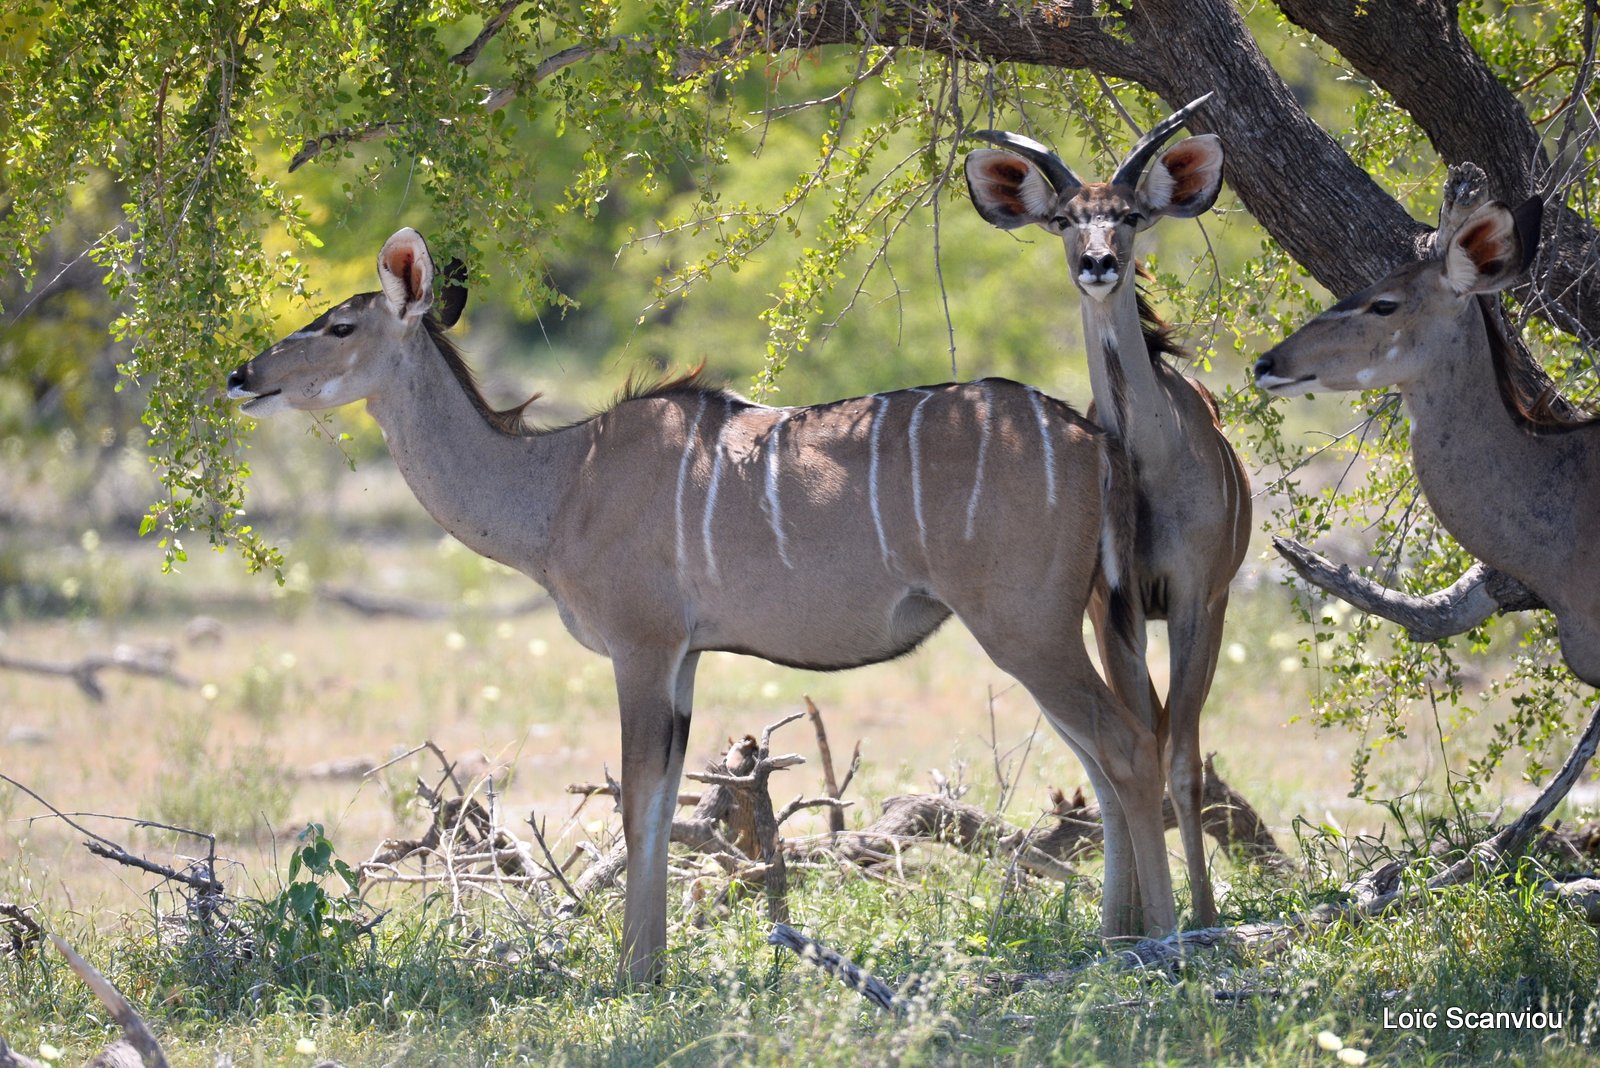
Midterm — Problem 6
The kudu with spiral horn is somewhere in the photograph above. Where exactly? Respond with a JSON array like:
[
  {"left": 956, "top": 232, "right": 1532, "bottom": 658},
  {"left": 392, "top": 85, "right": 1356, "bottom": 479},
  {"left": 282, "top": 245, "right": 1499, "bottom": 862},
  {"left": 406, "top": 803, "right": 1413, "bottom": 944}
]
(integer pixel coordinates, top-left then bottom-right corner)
[{"left": 965, "top": 94, "right": 1251, "bottom": 927}]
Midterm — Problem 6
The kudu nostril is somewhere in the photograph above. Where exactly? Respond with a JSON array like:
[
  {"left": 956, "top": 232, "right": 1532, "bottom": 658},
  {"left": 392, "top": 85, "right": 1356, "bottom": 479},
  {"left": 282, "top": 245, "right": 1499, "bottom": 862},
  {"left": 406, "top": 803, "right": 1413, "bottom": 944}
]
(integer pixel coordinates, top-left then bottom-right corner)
[
  {"left": 1079, "top": 253, "right": 1118, "bottom": 279},
  {"left": 226, "top": 367, "right": 249, "bottom": 392},
  {"left": 1252, "top": 356, "right": 1275, "bottom": 380}
]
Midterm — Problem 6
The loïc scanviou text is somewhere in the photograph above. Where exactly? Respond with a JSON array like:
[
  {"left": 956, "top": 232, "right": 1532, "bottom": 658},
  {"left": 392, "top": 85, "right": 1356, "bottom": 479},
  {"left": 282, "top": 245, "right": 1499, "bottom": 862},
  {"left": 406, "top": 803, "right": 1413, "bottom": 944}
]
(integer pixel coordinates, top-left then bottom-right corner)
[{"left": 1383, "top": 1007, "right": 1565, "bottom": 1031}]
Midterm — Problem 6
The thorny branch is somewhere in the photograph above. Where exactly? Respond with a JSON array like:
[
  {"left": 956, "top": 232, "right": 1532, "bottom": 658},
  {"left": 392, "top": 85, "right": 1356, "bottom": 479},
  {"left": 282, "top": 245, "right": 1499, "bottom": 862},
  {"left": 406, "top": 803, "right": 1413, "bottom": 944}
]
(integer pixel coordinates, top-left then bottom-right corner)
[{"left": 0, "top": 774, "right": 222, "bottom": 895}]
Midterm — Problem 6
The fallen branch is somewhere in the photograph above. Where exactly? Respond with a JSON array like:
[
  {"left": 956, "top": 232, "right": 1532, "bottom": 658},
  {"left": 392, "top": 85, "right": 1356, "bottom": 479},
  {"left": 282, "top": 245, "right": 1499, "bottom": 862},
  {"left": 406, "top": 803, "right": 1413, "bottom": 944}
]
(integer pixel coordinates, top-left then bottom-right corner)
[
  {"left": 1272, "top": 536, "right": 1545, "bottom": 642},
  {"left": 768, "top": 922, "right": 907, "bottom": 1013},
  {"left": 316, "top": 584, "right": 549, "bottom": 621},
  {"left": 809, "top": 757, "right": 1285, "bottom": 877},
  {"left": 0, "top": 904, "right": 42, "bottom": 959},
  {"left": 0, "top": 643, "right": 194, "bottom": 702},
  {"left": 0, "top": 774, "right": 222, "bottom": 895},
  {"left": 50, "top": 935, "right": 170, "bottom": 1068}
]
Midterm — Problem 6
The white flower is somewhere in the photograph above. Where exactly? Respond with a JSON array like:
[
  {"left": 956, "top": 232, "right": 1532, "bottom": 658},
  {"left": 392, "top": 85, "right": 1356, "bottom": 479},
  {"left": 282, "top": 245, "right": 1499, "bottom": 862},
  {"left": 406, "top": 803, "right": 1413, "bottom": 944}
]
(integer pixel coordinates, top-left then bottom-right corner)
[
  {"left": 444, "top": 631, "right": 466, "bottom": 651},
  {"left": 1316, "top": 1031, "right": 1344, "bottom": 1052},
  {"left": 481, "top": 685, "right": 502, "bottom": 703},
  {"left": 1337, "top": 1049, "right": 1368, "bottom": 1066},
  {"left": 527, "top": 638, "right": 548, "bottom": 657},
  {"left": 200, "top": 683, "right": 220, "bottom": 701},
  {"left": 38, "top": 1044, "right": 61, "bottom": 1062},
  {"left": 295, "top": 1037, "right": 317, "bottom": 1056}
]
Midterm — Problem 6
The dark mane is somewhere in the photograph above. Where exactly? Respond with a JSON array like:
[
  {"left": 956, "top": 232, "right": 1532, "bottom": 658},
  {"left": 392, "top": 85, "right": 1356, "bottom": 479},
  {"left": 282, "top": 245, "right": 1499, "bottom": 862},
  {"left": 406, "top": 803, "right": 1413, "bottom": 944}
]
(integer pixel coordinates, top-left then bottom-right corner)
[
  {"left": 423, "top": 315, "right": 539, "bottom": 436},
  {"left": 1132, "top": 266, "right": 1222, "bottom": 418},
  {"left": 1133, "top": 264, "right": 1186, "bottom": 365},
  {"left": 1479, "top": 297, "right": 1597, "bottom": 435},
  {"left": 612, "top": 361, "right": 720, "bottom": 405}
]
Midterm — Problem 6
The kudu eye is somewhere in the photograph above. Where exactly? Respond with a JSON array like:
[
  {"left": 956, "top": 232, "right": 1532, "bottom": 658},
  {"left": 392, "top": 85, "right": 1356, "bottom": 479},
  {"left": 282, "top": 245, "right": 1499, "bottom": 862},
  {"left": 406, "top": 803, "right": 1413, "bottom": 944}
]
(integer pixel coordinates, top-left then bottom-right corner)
[
  {"left": 329, "top": 322, "right": 356, "bottom": 338},
  {"left": 1050, "top": 215, "right": 1072, "bottom": 231},
  {"left": 1370, "top": 299, "right": 1399, "bottom": 316},
  {"left": 1123, "top": 211, "right": 1145, "bottom": 227}
]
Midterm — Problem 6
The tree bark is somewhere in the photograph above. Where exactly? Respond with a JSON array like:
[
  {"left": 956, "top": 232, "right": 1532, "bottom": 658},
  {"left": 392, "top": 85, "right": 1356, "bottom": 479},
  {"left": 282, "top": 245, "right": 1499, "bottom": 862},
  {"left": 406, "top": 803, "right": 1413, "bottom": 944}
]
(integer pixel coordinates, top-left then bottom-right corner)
[
  {"left": 1273, "top": 0, "right": 1600, "bottom": 346},
  {"left": 733, "top": 0, "right": 1600, "bottom": 341}
]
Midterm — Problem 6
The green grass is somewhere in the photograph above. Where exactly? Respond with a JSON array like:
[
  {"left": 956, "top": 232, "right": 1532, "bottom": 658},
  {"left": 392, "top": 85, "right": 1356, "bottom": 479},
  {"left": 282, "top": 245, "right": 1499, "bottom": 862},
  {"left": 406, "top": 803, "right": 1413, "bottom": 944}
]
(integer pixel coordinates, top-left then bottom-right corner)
[{"left": 5, "top": 819, "right": 1600, "bottom": 1067}]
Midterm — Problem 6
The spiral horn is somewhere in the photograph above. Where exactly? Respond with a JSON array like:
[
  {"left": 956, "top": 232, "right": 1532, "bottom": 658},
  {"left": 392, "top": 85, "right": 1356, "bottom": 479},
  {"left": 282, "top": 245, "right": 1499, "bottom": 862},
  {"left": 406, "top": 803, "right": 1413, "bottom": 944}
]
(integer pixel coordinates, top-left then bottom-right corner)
[
  {"left": 1109, "top": 92, "right": 1214, "bottom": 190},
  {"left": 970, "top": 129, "right": 1084, "bottom": 195}
]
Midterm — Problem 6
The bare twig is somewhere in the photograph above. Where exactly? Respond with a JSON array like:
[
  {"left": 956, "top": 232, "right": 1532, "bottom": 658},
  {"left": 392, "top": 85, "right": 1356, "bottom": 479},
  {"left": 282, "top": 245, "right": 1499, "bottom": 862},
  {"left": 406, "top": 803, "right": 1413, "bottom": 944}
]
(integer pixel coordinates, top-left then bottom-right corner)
[
  {"left": 528, "top": 813, "right": 581, "bottom": 904},
  {"left": 0, "top": 774, "right": 222, "bottom": 894},
  {"left": 565, "top": 782, "right": 702, "bottom": 807},
  {"left": 804, "top": 696, "right": 856, "bottom": 833}
]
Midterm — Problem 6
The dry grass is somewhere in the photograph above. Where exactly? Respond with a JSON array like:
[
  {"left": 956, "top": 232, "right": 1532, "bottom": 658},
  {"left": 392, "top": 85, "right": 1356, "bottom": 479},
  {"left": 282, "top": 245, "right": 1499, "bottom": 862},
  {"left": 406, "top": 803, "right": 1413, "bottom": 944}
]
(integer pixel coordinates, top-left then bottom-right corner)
[{"left": 0, "top": 526, "right": 1531, "bottom": 924}]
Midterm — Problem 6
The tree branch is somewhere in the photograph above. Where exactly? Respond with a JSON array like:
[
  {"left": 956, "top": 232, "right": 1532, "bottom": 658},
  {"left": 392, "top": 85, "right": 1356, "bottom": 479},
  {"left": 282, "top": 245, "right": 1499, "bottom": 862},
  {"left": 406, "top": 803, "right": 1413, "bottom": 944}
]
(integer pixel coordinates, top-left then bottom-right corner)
[
  {"left": 727, "top": 0, "right": 1145, "bottom": 81},
  {"left": 1274, "top": 0, "right": 1600, "bottom": 350},
  {"left": 1272, "top": 535, "right": 1546, "bottom": 643},
  {"left": 452, "top": 0, "right": 524, "bottom": 66},
  {"left": 733, "top": 0, "right": 1600, "bottom": 342}
]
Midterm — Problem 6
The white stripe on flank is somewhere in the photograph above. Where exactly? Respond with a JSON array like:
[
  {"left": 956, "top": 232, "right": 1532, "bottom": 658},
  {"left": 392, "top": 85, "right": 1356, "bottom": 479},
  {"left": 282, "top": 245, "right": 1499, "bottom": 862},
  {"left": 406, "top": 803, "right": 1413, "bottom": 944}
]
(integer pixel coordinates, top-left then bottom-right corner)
[
  {"left": 908, "top": 389, "right": 934, "bottom": 548},
  {"left": 673, "top": 395, "right": 707, "bottom": 578},
  {"left": 868, "top": 394, "right": 894, "bottom": 566},
  {"left": 963, "top": 384, "right": 993, "bottom": 540},
  {"left": 702, "top": 397, "right": 731, "bottom": 582},
  {"left": 1027, "top": 386, "right": 1057, "bottom": 506},
  {"left": 765, "top": 412, "right": 793, "bottom": 568}
]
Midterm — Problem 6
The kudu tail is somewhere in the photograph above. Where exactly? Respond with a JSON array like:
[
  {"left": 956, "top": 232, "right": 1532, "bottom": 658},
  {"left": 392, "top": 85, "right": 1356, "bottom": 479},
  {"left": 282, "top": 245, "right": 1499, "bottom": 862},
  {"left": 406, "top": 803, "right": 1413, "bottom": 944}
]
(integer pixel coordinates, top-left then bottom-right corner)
[{"left": 1098, "top": 436, "right": 1140, "bottom": 650}]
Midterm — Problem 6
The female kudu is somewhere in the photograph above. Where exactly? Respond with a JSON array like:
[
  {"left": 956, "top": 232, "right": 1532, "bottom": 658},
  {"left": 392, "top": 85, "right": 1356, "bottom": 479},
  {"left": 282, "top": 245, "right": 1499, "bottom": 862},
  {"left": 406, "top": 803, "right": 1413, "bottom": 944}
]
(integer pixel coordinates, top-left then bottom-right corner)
[
  {"left": 227, "top": 228, "right": 1176, "bottom": 983},
  {"left": 1251, "top": 195, "right": 1600, "bottom": 681},
  {"left": 964, "top": 96, "right": 1251, "bottom": 926}
]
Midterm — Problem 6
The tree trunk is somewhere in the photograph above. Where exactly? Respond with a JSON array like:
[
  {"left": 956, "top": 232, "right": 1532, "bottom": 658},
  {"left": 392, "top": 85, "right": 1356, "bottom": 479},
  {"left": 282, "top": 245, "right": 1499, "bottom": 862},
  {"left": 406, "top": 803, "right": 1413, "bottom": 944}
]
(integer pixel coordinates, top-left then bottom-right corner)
[{"left": 734, "top": 0, "right": 1600, "bottom": 341}]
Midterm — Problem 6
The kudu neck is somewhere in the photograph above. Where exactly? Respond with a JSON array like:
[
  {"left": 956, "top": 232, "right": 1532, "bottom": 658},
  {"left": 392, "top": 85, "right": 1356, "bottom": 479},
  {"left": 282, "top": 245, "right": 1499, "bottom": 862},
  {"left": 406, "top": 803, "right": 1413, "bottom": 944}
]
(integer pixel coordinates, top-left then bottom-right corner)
[
  {"left": 1400, "top": 300, "right": 1564, "bottom": 563},
  {"left": 364, "top": 331, "right": 568, "bottom": 573},
  {"left": 1078, "top": 279, "right": 1181, "bottom": 456}
]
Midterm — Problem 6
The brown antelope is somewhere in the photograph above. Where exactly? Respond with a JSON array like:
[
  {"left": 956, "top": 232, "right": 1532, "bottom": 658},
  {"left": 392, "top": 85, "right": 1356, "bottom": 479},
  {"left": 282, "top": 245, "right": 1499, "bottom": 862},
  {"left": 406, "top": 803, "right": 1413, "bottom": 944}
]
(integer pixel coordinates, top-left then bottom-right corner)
[
  {"left": 226, "top": 227, "right": 1177, "bottom": 983},
  {"left": 1254, "top": 192, "right": 1600, "bottom": 688},
  {"left": 964, "top": 95, "right": 1250, "bottom": 926}
]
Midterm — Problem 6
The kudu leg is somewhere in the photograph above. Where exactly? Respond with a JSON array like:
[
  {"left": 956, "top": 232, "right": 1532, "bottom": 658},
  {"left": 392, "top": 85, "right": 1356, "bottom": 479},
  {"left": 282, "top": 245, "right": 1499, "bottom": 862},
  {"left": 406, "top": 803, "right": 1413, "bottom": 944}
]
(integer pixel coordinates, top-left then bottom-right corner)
[
  {"left": 970, "top": 618, "right": 1176, "bottom": 938},
  {"left": 1164, "top": 595, "right": 1228, "bottom": 928},
  {"left": 614, "top": 648, "right": 697, "bottom": 985},
  {"left": 1068, "top": 743, "right": 1144, "bottom": 937}
]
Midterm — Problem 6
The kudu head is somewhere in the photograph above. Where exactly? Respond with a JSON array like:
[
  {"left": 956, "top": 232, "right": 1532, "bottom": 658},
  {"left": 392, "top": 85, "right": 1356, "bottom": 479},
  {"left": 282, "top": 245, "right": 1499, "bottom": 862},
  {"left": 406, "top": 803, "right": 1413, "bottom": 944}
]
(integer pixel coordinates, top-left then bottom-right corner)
[
  {"left": 1253, "top": 197, "right": 1542, "bottom": 396},
  {"left": 227, "top": 228, "right": 468, "bottom": 416},
  {"left": 964, "top": 95, "right": 1224, "bottom": 303}
]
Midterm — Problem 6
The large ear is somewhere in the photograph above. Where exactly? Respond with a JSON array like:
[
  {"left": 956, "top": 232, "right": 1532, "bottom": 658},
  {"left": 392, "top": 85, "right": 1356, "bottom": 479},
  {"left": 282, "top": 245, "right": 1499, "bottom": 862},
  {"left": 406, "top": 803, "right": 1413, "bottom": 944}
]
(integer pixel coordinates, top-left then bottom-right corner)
[
  {"left": 964, "top": 149, "right": 1058, "bottom": 230},
  {"left": 377, "top": 228, "right": 435, "bottom": 320},
  {"left": 1136, "top": 134, "right": 1223, "bottom": 223},
  {"left": 1443, "top": 198, "right": 1542, "bottom": 295},
  {"left": 436, "top": 257, "right": 469, "bottom": 328}
]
